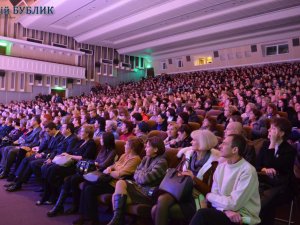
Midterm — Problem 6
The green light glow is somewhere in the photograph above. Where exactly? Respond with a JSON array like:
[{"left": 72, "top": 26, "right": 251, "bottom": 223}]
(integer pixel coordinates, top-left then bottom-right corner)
[
  {"left": 146, "top": 63, "right": 152, "bottom": 69},
  {"left": 134, "top": 68, "right": 139, "bottom": 72},
  {"left": 0, "top": 40, "right": 13, "bottom": 55},
  {"left": 52, "top": 86, "right": 65, "bottom": 90}
]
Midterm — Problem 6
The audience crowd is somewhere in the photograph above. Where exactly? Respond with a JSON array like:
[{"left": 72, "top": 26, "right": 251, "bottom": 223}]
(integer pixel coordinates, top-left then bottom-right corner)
[{"left": 0, "top": 62, "right": 299, "bottom": 225}]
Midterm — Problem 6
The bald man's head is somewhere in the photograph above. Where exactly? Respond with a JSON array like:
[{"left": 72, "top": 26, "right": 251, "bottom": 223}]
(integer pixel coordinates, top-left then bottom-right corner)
[{"left": 225, "top": 122, "right": 243, "bottom": 137}]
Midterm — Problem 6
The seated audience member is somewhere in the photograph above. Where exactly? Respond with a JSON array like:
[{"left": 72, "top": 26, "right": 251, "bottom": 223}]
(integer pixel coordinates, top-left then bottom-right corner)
[
  {"left": 0, "top": 117, "right": 14, "bottom": 139},
  {"left": 277, "top": 99, "right": 298, "bottom": 125},
  {"left": 117, "top": 108, "right": 130, "bottom": 126},
  {"left": 53, "top": 116, "right": 61, "bottom": 130},
  {"left": 36, "top": 124, "right": 97, "bottom": 204},
  {"left": 156, "top": 113, "right": 168, "bottom": 131},
  {"left": 175, "top": 99, "right": 184, "bottom": 114},
  {"left": 105, "top": 120, "right": 119, "bottom": 140},
  {"left": 169, "top": 124, "right": 192, "bottom": 149},
  {"left": 241, "top": 103, "right": 257, "bottom": 125},
  {"left": 72, "top": 117, "right": 82, "bottom": 135},
  {"left": 217, "top": 105, "right": 237, "bottom": 128},
  {"left": 164, "top": 122, "right": 179, "bottom": 147},
  {"left": 189, "top": 134, "right": 261, "bottom": 225},
  {"left": 152, "top": 130, "right": 220, "bottom": 225},
  {"left": 204, "top": 100, "right": 213, "bottom": 112},
  {"left": 119, "top": 120, "right": 135, "bottom": 141},
  {"left": 0, "top": 118, "right": 25, "bottom": 148},
  {"left": 166, "top": 108, "right": 177, "bottom": 122},
  {"left": 73, "top": 137, "right": 143, "bottom": 225},
  {"left": 256, "top": 117, "right": 296, "bottom": 225},
  {"left": 229, "top": 115, "right": 243, "bottom": 124},
  {"left": 224, "top": 122, "right": 256, "bottom": 166},
  {"left": 106, "top": 137, "right": 167, "bottom": 225},
  {"left": 89, "top": 109, "right": 101, "bottom": 125},
  {"left": 131, "top": 112, "right": 143, "bottom": 125},
  {"left": 265, "top": 103, "right": 280, "bottom": 119},
  {"left": 134, "top": 121, "right": 150, "bottom": 143},
  {"left": 201, "top": 116, "right": 223, "bottom": 137},
  {"left": 138, "top": 106, "right": 149, "bottom": 121},
  {"left": 248, "top": 108, "right": 268, "bottom": 139},
  {"left": 0, "top": 116, "right": 41, "bottom": 179},
  {"left": 184, "top": 106, "right": 200, "bottom": 123},
  {"left": 160, "top": 102, "right": 168, "bottom": 117},
  {"left": 5, "top": 122, "right": 64, "bottom": 191},
  {"left": 93, "top": 117, "right": 106, "bottom": 138},
  {"left": 149, "top": 106, "right": 161, "bottom": 122},
  {"left": 47, "top": 132, "right": 116, "bottom": 217},
  {"left": 80, "top": 113, "right": 90, "bottom": 126},
  {"left": 177, "top": 112, "right": 189, "bottom": 127}
]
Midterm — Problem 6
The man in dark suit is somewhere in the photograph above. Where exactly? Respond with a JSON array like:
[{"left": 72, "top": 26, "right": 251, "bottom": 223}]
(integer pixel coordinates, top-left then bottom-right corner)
[
  {"left": 47, "top": 123, "right": 78, "bottom": 161},
  {"left": 5, "top": 122, "right": 64, "bottom": 192},
  {"left": 88, "top": 109, "right": 101, "bottom": 125},
  {"left": 256, "top": 117, "right": 296, "bottom": 225},
  {"left": 0, "top": 116, "right": 41, "bottom": 179},
  {"left": 0, "top": 117, "right": 14, "bottom": 139}
]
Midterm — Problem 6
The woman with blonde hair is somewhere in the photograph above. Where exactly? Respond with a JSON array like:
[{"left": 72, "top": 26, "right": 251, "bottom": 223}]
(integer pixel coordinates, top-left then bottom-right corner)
[{"left": 152, "top": 129, "right": 220, "bottom": 225}]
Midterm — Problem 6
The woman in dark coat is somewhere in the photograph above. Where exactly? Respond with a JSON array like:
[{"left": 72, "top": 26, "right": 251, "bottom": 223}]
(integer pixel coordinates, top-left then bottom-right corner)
[{"left": 47, "top": 132, "right": 117, "bottom": 217}]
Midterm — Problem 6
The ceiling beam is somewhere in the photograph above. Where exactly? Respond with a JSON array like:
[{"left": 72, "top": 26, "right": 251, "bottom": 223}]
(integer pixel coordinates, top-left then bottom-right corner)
[{"left": 117, "top": 6, "right": 300, "bottom": 54}]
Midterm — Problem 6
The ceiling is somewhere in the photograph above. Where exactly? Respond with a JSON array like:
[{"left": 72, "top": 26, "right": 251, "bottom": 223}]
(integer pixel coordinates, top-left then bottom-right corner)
[{"left": 17, "top": 0, "right": 300, "bottom": 59}]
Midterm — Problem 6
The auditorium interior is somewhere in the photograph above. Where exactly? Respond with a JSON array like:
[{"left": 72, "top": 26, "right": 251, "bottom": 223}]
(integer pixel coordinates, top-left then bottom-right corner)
[{"left": 0, "top": 0, "right": 300, "bottom": 225}]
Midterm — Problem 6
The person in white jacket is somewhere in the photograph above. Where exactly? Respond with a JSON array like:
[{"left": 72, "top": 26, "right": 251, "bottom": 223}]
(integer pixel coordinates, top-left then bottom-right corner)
[{"left": 189, "top": 134, "right": 261, "bottom": 225}]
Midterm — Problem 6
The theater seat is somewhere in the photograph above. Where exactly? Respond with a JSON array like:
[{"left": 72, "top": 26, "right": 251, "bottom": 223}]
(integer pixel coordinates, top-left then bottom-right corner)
[
  {"left": 197, "top": 115, "right": 204, "bottom": 124},
  {"left": 243, "top": 126, "right": 252, "bottom": 140},
  {"left": 212, "top": 105, "right": 223, "bottom": 110},
  {"left": 278, "top": 111, "right": 288, "bottom": 119},
  {"left": 195, "top": 109, "right": 206, "bottom": 117},
  {"left": 188, "top": 122, "right": 201, "bottom": 131},
  {"left": 215, "top": 124, "right": 225, "bottom": 137},
  {"left": 206, "top": 109, "right": 222, "bottom": 119},
  {"left": 115, "top": 140, "right": 125, "bottom": 158},
  {"left": 148, "top": 130, "right": 168, "bottom": 140}
]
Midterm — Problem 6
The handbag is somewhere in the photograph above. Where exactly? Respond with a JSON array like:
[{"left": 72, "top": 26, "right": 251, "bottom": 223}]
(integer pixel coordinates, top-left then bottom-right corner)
[
  {"left": 76, "top": 160, "right": 97, "bottom": 175},
  {"left": 83, "top": 170, "right": 112, "bottom": 183},
  {"left": 159, "top": 160, "right": 193, "bottom": 202},
  {"left": 52, "top": 155, "right": 74, "bottom": 167}
]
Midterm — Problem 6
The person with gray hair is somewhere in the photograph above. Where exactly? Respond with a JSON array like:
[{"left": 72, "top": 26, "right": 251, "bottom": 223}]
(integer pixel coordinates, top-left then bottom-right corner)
[
  {"left": 105, "top": 120, "right": 119, "bottom": 140},
  {"left": 152, "top": 130, "right": 220, "bottom": 225},
  {"left": 242, "top": 103, "right": 257, "bottom": 125}
]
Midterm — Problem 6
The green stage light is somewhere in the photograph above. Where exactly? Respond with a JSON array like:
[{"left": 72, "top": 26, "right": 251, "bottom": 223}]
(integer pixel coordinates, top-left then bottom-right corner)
[
  {"left": 53, "top": 86, "right": 65, "bottom": 90},
  {"left": 0, "top": 40, "right": 13, "bottom": 55}
]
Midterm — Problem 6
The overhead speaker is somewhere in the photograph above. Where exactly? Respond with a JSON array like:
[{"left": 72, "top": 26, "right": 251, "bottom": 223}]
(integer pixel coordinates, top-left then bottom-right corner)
[
  {"left": 95, "top": 62, "right": 101, "bottom": 67},
  {"left": 251, "top": 45, "right": 257, "bottom": 52},
  {"left": 186, "top": 56, "right": 191, "bottom": 62},
  {"left": 292, "top": 38, "right": 299, "bottom": 46},
  {"left": 67, "top": 78, "right": 74, "bottom": 84},
  {"left": 34, "top": 74, "right": 42, "bottom": 81},
  {"left": 213, "top": 51, "right": 219, "bottom": 58},
  {"left": 168, "top": 59, "right": 172, "bottom": 64},
  {"left": 113, "top": 58, "right": 119, "bottom": 65},
  {"left": 9, "top": 0, "right": 22, "bottom": 6},
  {"left": 0, "top": 70, "right": 5, "bottom": 77},
  {"left": 147, "top": 68, "right": 154, "bottom": 78}
]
